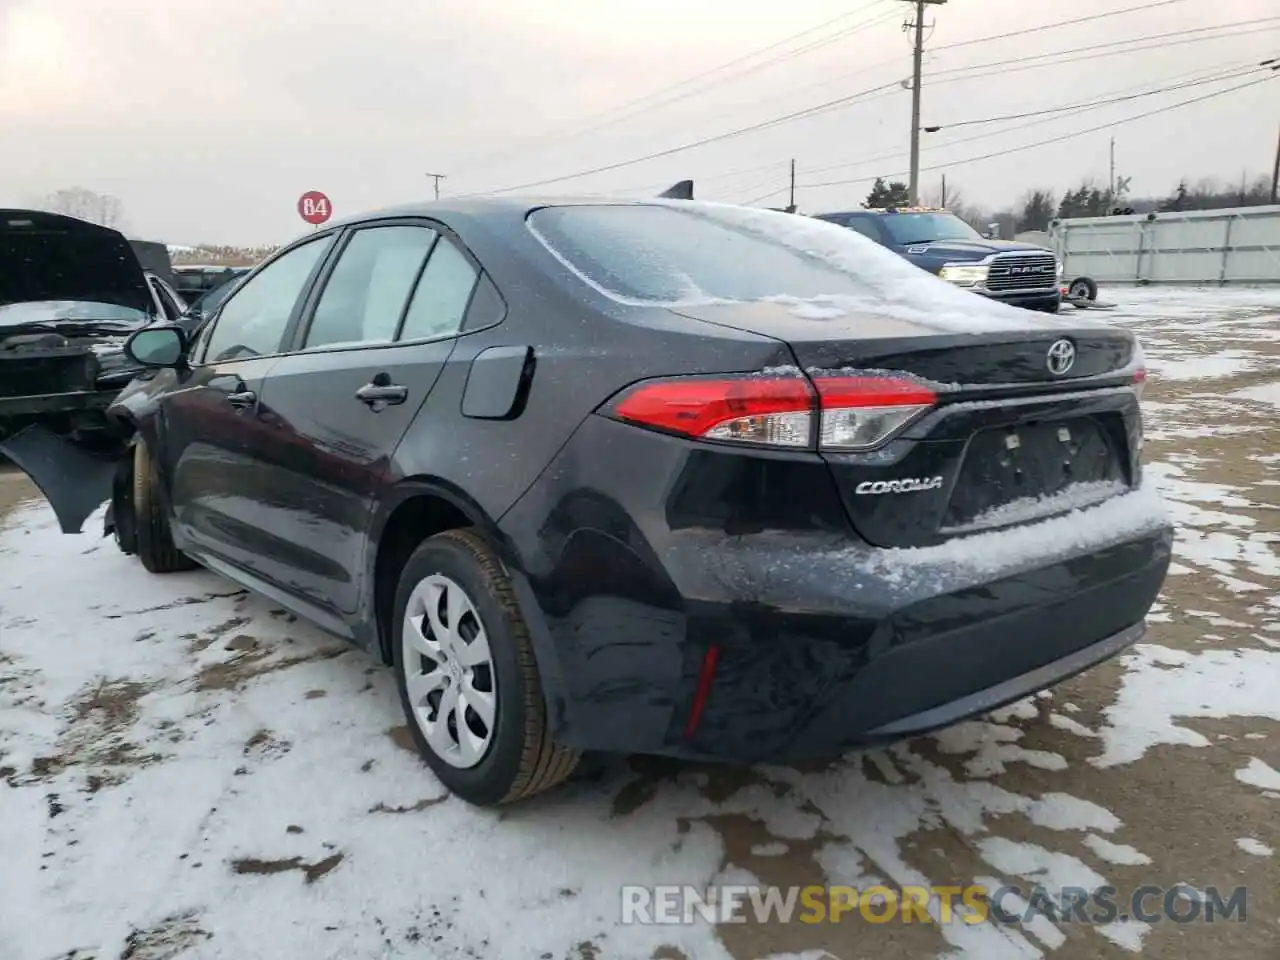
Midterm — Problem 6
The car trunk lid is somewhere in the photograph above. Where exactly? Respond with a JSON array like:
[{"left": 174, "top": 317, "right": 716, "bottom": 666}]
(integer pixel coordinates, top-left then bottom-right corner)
[{"left": 670, "top": 300, "right": 1144, "bottom": 548}]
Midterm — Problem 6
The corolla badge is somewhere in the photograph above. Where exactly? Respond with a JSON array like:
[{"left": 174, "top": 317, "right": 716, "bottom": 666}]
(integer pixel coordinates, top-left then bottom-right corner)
[
  {"left": 1046, "top": 338, "right": 1076, "bottom": 376},
  {"left": 855, "top": 476, "right": 944, "bottom": 495}
]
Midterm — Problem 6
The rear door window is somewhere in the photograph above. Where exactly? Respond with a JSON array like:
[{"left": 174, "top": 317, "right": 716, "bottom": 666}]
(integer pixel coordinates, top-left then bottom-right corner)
[
  {"left": 398, "top": 236, "right": 479, "bottom": 341},
  {"left": 303, "top": 225, "right": 438, "bottom": 349}
]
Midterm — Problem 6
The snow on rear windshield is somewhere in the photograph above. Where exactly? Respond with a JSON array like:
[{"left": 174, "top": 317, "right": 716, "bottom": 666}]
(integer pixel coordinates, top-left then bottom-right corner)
[{"left": 527, "top": 201, "right": 1067, "bottom": 332}]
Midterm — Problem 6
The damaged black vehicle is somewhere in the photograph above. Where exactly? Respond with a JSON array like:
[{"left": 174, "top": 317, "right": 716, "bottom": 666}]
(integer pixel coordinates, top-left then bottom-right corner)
[{"left": 0, "top": 209, "right": 186, "bottom": 536}]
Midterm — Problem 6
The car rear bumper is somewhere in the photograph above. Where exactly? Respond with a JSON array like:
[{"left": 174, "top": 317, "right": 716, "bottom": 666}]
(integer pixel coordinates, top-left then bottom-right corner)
[{"left": 499, "top": 414, "right": 1172, "bottom": 763}]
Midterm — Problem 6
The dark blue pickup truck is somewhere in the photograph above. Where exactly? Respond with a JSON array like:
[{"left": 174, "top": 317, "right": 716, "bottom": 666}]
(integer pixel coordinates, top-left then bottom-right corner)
[{"left": 812, "top": 207, "right": 1063, "bottom": 313}]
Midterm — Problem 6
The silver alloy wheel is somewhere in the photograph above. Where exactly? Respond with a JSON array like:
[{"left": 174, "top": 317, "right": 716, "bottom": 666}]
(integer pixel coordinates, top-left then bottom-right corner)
[{"left": 402, "top": 573, "right": 497, "bottom": 769}]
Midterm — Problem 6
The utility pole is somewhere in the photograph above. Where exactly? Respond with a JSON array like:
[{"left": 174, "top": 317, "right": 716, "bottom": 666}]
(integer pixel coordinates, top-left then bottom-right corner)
[
  {"left": 425, "top": 172, "right": 446, "bottom": 201},
  {"left": 902, "top": 0, "right": 946, "bottom": 205},
  {"left": 1109, "top": 137, "right": 1116, "bottom": 204},
  {"left": 941, "top": 172, "right": 947, "bottom": 208},
  {"left": 788, "top": 159, "right": 796, "bottom": 213},
  {"left": 1271, "top": 124, "right": 1279, "bottom": 205}
]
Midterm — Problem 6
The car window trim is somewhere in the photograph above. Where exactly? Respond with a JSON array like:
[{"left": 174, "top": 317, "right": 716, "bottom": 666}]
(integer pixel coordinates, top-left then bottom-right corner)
[
  {"left": 195, "top": 230, "right": 340, "bottom": 366},
  {"left": 279, "top": 215, "right": 502, "bottom": 358}
]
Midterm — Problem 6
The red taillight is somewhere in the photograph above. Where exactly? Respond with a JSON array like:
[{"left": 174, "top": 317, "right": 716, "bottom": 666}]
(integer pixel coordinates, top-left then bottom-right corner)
[
  {"left": 1132, "top": 367, "right": 1147, "bottom": 399},
  {"left": 611, "top": 375, "right": 814, "bottom": 447},
  {"left": 607, "top": 372, "right": 935, "bottom": 451}
]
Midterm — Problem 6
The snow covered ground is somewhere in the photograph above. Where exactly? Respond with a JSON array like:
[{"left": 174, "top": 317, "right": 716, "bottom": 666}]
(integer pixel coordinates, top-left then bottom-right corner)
[{"left": 1, "top": 287, "right": 1277, "bottom": 960}]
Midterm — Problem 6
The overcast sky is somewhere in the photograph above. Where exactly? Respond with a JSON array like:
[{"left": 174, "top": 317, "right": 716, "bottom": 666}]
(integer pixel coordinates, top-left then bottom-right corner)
[{"left": 1, "top": 0, "right": 1276, "bottom": 245}]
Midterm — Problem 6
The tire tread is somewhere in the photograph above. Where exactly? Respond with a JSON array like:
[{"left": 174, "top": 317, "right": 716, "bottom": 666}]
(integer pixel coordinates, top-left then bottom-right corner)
[
  {"left": 433, "top": 529, "right": 580, "bottom": 803},
  {"left": 133, "top": 441, "right": 197, "bottom": 574}
]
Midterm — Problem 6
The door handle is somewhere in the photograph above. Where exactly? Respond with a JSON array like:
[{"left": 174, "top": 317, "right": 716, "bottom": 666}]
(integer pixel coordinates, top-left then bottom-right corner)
[
  {"left": 225, "top": 390, "right": 257, "bottom": 408},
  {"left": 355, "top": 382, "right": 408, "bottom": 407}
]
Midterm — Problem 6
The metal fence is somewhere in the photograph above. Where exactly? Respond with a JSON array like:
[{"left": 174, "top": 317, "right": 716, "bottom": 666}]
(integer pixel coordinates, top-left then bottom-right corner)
[{"left": 1048, "top": 205, "right": 1280, "bottom": 285}]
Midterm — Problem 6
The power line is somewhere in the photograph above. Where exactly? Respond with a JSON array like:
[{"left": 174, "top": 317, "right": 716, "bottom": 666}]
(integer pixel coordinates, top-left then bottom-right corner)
[
  {"left": 802, "top": 57, "right": 1266, "bottom": 178},
  {"left": 586, "top": 6, "right": 900, "bottom": 135},
  {"left": 462, "top": 78, "right": 905, "bottom": 196},
  {"left": 928, "top": 19, "right": 1280, "bottom": 83},
  {"left": 930, "top": 0, "right": 1194, "bottom": 53},
  {"left": 923, "top": 65, "right": 1263, "bottom": 131},
  {"left": 804, "top": 72, "right": 1279, "bottom": 190},
  {"left": 741, "top": 184, "right": 791, "bottom": 206},
  {"left": 659, "top": 25, "right": 1280, "bottom": 190},
  {"left": 455, "top": 0, "right": 896, "bottom": 174},
  {"left": 469, "top": 21, "right": 1278, "bottom": 197},
  {"left": 739, "top": 16, "right": 1280, "bottom": 123}
]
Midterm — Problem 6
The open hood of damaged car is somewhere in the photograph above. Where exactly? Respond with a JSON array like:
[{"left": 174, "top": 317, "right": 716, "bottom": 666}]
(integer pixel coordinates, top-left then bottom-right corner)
[{"left": 1, "top": 209, "right": 152, "bottom": 314}]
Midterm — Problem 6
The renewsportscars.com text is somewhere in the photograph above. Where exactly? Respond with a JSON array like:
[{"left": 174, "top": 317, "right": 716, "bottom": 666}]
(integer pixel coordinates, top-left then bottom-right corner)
[{"left": 621, "top": 883, "right": 1247, "bottom": 926}]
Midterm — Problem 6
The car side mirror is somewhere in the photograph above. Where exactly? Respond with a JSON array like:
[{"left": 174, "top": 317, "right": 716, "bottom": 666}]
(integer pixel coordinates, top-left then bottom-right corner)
[{"left": 125, "top": 325, "right": 188, "bottom": 368}]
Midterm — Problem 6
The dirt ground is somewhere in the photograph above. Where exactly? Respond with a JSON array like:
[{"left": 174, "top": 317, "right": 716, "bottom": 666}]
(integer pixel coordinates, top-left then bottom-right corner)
[{"left": 0, "top": 464, "right": 35, "bottom": 526}]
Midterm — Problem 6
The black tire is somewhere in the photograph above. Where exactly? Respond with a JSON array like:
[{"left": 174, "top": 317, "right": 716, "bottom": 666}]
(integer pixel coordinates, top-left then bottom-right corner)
[
  {"left": 392, "top": 529, "right": 579, "bottom": 806},
  {"left": 1069, "top": 277, "right": 1098, "bottom": 301},
  {"left": 133, "top": 440, "right": 197, "bottom": 574}
]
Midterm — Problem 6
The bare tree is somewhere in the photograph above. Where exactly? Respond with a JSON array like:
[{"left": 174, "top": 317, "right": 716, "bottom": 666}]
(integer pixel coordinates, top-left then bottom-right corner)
[{"left": 38, "top": 187, "right": 127, "bottom": 230}]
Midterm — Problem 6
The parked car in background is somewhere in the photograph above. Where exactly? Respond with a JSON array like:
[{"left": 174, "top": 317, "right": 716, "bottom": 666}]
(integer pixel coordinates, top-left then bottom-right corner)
[
  {"left": 173, "top": 264, "right": 251, "bottom": 300},
  {"left": 0, "top": 209, "right": 186, "bottom": 502},
  {"left": 2, "top": 198, "right": 1169, "bottom": 808},
  {"left": 812, "top": 206, "right": 1064, "bottom": 313},
  {"left": 177, "top": 271, "right": 247, "bottom": 332}
]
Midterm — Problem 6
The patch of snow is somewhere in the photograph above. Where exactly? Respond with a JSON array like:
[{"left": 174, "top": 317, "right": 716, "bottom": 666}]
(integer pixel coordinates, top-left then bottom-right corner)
[
  {"left": 859, "top": 483, "right": 1169, "bottom": 589},
  {"left": 1235, "top": 757, "right": 1280, "bottom": 791},
  {"left": 1092, "top": 646, "right": 1280, "bottom": 767},
  {"left": 1230, "top": 381, "right": 1280, "bottom": 407},
  {"left": 957, "top": 481, "right": 1128, "bottom": 534},
  {"left": 1097, "top": 916, "right": 1151, "bottom": 952},
  {"left": 976, "top": 837, "right": 1106, "bottom": 899},
  {"left": 972, "top": 876, "right": 1066, "bottom": 950},
  {"left": 1025, "top": 793, "right": 1120, "bottom": 833},
  {"left": 1146, "top": 349, "right": 1257, "bottom": 380},
  {"left": 1083, "top": 834, "right": 1152, "bottom": 866},
  {"left": 1235, "top": 837, "right": 1273, "bottom": 857},
  {"left": 933, "top": 721, "right": 1068, "bottom": 778},
  {"left": 1049, "top": 713, "right": 1097, "bottom": 738}
]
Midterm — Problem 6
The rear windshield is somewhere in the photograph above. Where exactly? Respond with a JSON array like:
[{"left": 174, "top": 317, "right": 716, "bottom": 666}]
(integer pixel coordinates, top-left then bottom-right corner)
[{"left": 528, "top": 203, "right": 877, "bottom": 303}]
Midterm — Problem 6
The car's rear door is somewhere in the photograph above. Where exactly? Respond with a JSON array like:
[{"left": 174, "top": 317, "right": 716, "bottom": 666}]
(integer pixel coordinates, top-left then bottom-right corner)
[
  {"left": 160, "top": 233, "right": 338, "bottom": 570},
  {"left": 246, "top": 220, "right": 488, "bottom": 616}
]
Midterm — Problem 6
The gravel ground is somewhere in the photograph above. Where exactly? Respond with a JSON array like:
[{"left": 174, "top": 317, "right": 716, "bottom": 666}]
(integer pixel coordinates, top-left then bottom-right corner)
[{"left": 0, "top": 288, "right": 1276, "bottom": 960}]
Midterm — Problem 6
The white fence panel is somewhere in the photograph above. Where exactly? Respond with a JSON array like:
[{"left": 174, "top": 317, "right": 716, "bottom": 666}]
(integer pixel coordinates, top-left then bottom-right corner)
[{"left": 1050, "top": 205, "right": 1280, "bottom": 285}]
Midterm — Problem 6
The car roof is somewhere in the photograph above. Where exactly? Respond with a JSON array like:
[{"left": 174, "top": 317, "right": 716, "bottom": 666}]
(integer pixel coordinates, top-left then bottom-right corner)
[{"left": 319, "top": 195, "right": 672, "bottom": 233}]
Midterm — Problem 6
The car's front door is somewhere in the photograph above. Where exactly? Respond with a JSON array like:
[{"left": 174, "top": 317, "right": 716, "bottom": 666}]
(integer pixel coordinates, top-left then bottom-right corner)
[
  {"left": 247, "top": 221, "right": 486, "bottom": 616},
  {"left": 159, "top": 233, "right": 337, "bottom": 574}
]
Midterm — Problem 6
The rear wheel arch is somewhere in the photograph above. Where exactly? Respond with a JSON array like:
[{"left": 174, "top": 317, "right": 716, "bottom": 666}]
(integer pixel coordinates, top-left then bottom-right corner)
[
  {"left": 368, "top": 480, "right": 571, "bottom": 747},
  {"left": 370, "top": 479, "right": 509, "bottom": 665}
]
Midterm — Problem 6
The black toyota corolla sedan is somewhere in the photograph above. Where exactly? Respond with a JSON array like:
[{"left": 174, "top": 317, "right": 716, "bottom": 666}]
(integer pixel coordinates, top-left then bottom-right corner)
[{"left": 1, "top": 198, "right": 1171, "bottom": 807}]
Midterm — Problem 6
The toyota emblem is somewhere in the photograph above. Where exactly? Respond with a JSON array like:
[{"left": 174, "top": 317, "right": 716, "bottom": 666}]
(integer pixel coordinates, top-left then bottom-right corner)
[{"left": 1046, "top": 338, "right": 1076, "bottom": 376}]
